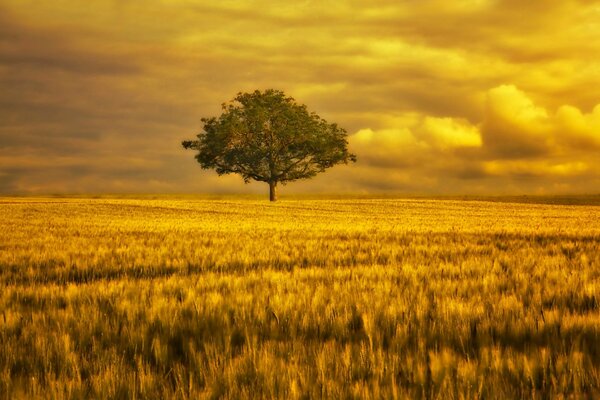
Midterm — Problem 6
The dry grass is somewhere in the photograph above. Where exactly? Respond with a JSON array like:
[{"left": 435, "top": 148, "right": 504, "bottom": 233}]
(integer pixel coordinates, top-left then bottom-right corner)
[{"left": 1, "top": 196, "right": 599, "bottom": 399}]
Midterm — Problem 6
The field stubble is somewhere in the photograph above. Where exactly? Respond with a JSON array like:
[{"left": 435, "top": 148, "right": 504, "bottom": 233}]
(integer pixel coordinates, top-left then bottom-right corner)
[{"left": 0, "top": 197, "right": 599, "bottom": 399}]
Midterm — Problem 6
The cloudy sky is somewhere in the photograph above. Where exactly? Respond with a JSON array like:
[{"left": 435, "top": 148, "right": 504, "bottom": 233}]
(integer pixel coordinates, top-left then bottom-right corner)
[{"left": 1, "top": 0, "right": 600, "bottom": 195}]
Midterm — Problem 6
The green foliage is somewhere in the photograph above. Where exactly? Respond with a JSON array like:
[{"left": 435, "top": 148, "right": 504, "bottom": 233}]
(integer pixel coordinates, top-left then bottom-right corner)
[{"left": 182, "top": 90, "right": 356, "bottom": 200}]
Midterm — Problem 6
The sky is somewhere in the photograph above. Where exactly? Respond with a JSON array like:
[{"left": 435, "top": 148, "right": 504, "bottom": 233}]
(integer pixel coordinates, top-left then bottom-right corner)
[{"left": 1, "top": 0, "right": 600, "bottom": 195}]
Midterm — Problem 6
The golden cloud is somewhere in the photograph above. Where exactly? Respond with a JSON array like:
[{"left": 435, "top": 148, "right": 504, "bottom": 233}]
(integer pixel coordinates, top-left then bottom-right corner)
[
  {"left": 481, "top": 85, "right": 553, "bottom": 158},
  {"left": 349, "top": 85, "right": 600, "bottom": 192},
  {"left": 1, "top": 1, "right": 600, "bottom": 194},
  {"left": 556, "top": 105, "right": 600, "bottom": 149}
]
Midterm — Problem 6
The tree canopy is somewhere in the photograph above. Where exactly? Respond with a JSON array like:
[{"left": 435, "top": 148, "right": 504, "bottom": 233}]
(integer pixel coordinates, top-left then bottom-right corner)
[{"left": 182, "top": 89, "right": 356, "bottom": 201}]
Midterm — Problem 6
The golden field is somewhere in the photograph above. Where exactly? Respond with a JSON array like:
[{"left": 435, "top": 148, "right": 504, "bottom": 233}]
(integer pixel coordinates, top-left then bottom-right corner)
[{"left": 1, "top": 196, "right": 599, "bottom": 399}]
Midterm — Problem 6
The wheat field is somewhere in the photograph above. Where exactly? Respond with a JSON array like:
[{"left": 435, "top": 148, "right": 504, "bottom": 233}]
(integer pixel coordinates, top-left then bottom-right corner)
[{"left": 1, "top": 196, "right": 599, "bottom": 399}]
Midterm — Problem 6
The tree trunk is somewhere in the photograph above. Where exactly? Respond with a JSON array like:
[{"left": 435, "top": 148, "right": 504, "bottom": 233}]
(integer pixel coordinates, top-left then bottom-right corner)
[{"left": 269, "top": 181, "right": 278, "bottom": 202}]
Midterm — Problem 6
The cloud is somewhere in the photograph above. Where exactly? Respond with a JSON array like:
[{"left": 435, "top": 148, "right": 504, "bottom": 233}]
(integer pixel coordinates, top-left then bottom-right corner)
[
  {"left": 350, "top": 113, "right": 482, "bottom": 171},
  {"left": 346, "top": 84, "right": 600, "bottom": 193},
  {"left": 481, "top": 85, "right": 553, "bottom": 158},
  {"left": 478, "top": 85, "right": 600, "bottom": 158},
  {"left": 482, "top": 160, "right": 590, "bottom": 178},
  {"left": 416, "top": 117, "right": 482, "bottom": 150},
  {"left": 555, "top": 105, "right": 600, "bottom": 149},
  {"left": 0, "top": 1, "right": 599, "bottom": 195}
]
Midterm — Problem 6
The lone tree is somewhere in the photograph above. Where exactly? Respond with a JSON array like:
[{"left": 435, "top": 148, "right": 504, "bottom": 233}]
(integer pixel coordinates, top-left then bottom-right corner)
[{"left": 182, "top": 89, "right": 356, "bottom": 201}]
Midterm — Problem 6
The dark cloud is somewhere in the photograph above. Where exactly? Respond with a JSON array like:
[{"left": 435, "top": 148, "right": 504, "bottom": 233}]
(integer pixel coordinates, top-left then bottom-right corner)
[{"left": 0, "top": 1, "right": 599, "bottom": 195}]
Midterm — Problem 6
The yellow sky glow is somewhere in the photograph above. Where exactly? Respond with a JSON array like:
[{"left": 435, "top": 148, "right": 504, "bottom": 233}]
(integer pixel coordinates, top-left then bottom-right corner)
[{"left": 1, "top": 0, "right": 599, "bottom": 194}]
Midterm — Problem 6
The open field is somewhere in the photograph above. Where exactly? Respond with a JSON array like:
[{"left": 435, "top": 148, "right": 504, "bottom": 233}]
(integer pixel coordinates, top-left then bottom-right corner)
[{"left": 1, "top": 196, "right": 599, "bottom": 399}]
